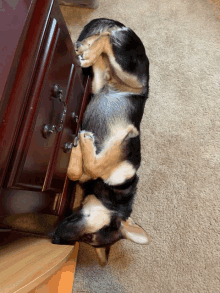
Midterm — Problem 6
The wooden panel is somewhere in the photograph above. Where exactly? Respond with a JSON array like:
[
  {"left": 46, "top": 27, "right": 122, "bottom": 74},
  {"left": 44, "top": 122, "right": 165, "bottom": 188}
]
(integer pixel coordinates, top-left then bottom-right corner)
[
  {"left": 0, "top": 0, "right": 33, "bottom": 101},
  {"left": 4, "top": 3, "right": 86, "bottom": 194},
  {"left": 4, "top": 17, "right": 61, "bottom": 190},
  {"left": 0, "top": 0, "right": 54, "bottom": 188},
  {"left": 0, "top": 0, "right": 91, "bottom": 218}
]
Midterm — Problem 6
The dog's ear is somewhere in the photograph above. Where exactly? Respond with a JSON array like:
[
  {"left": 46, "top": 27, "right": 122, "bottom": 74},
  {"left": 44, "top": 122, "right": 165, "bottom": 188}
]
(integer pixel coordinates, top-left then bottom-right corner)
[
  {"left": 121, "top": 217, "right": 150, "bottom": 244},
  {"left": 95, "top": 245, "right": 110, "bottom": 266}
]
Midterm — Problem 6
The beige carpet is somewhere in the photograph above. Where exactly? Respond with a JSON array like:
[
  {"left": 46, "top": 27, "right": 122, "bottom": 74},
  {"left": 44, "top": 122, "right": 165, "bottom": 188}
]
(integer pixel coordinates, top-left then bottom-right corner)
[{"left": 60, "top": 0, "right": 220, "bottom": 292}]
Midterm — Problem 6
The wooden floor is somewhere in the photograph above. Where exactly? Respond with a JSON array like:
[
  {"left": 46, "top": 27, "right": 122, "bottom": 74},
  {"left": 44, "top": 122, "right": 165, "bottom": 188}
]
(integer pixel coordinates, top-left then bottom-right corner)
[
  {"left": 30, "top": 243, "right": 79, "bottom": 293},
  {"left": 0, "top": 232, "right": 79, "bottom": 293}
]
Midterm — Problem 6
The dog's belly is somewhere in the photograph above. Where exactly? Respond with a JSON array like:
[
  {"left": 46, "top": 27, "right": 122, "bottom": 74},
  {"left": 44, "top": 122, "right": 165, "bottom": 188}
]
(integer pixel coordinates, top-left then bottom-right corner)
[{"left": 82, "top": 88, "right": 132, "bottom": 152}]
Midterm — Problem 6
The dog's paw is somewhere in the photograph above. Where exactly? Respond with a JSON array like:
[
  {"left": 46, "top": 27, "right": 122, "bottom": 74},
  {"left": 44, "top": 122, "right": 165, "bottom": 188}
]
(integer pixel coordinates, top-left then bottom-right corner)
[
  {"left": 80, "top": 130, "right": 95, "bottom": 142},
  {"left": 74, "top": 41, "right": 82, "bottom": 55},
  {"left": 74, "top": 40, "right": 93, "bottom": 55},
  {"left": 78, "top": 54, "right": 93, "bottom": 68}
]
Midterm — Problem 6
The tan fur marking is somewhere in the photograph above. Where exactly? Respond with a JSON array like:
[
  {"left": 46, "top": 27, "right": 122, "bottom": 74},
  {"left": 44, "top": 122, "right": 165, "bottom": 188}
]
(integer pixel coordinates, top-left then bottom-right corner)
[
  {"left": 74, "top": 34, "right": 100, "bottom": 55},
  {"left": 79, "top": 131, "right": 122, "bottom": 179},
  {"left": 79, "top": 35, "right": 108, "bottom": 67},
  {"left": 79, "top": 125, "right": 139, "bottom": 181},
  {"left": 76, "top": 34, "right": 143, "bottom": 89},
  {"left": 92, "top": 53, "right": 142, "bottom": 94},
  {"left": 108, "top": 72, "right": 143, "bottom": 94},
  {"left": 104, "top": 161, "right": 136, "bottom": 185},
  {"left": 82, "top": 195, "right": 111, "bottom": 233},
  {"left": 78, "top": 172, "right": 92, "bottom": 183}
]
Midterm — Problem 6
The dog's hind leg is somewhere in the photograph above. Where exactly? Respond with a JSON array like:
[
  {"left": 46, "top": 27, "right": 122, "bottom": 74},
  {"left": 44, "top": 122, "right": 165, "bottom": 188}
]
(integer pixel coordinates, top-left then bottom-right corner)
[
  {"left": 91, "top": 54, "right": 111, "bottom": 94},
  {"left": 75, "top": 35, "right": 111, "bottom": 68},
  {"left": 74, "top": 34, "right": 101, "bottom": 56},
  {"left": 75, "top": 33, "right": 144, "bottom": 89}
]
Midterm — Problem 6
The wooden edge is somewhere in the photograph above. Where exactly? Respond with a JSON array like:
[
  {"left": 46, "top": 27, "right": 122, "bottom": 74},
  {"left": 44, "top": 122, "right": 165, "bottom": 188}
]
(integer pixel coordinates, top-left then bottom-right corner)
[
  {"left": 29, "top": 242, "right": 79, "bottom": 293},
  {"left": 12, "top": 242, "right": 78, "bottom": 293}
]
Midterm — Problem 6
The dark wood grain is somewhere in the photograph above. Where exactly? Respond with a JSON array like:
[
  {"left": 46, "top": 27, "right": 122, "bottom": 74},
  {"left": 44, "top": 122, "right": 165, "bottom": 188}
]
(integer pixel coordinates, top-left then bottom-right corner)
[
  {"left": 0, "top": 0, "right": 34, "bottom": 101},
  {"left": 0, "top": 0, "right": 54, "bottom": 187}
]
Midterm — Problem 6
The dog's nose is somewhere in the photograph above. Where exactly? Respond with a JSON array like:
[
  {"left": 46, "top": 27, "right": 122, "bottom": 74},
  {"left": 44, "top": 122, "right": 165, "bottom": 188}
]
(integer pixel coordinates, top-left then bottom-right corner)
[
  {"left": 80, "top": 233, "right": 93, "bottom": 243},
  {"left": 52, "top": 234, "right": 61, "bottom": 244}
]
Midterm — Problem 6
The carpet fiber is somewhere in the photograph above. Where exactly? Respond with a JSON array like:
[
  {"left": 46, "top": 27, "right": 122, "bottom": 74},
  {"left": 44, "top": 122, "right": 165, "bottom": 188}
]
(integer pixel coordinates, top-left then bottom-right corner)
[{"left": 60, "top": 1, "right": 220, "bottom": 292}]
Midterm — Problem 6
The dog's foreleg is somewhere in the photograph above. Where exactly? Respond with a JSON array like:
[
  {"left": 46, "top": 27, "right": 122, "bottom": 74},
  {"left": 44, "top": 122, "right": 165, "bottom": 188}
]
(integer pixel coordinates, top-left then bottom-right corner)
[
  {"left": 79, "top": 131, "right": 98, "bottom": 178},
  {"left": 67, "top": 143, "right": 83, "bottom": 181},
  {"left": 79, "top": 125, "right": 139, "bottom": 180}
]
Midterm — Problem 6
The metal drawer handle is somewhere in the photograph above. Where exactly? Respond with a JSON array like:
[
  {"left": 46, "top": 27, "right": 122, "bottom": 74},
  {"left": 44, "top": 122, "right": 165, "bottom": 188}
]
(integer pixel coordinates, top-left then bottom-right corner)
[
  {"left": 42, "top": 84, "right": 67, "bottom": 139},
  {"left": 63, "top": 112, "right": 81, "bottom": 153},
  {"left": 63, "top": 137, "right": 79, "bottom": 152}
]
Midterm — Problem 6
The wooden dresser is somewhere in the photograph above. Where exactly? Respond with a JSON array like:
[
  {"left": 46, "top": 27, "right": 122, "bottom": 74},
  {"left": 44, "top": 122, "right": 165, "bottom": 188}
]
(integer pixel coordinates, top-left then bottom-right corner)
[
  {"left": 0, "top": 0, "right": 90, "bottom": 223},
  {"left": 0, "top": 1, "right": 91, "bottom": 291}
]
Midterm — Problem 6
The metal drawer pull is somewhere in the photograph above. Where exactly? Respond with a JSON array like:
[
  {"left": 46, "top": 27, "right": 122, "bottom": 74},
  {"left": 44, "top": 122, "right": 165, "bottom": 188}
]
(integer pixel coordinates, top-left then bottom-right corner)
[
  {"left": 63, "top": 136, "right": 79, "bottom": 152},
  {"left": 42, "top": 84, "right": 67, "bottom": 139},
  {"left": 63, "top": 112, "right": 81, "bottom": 153}
]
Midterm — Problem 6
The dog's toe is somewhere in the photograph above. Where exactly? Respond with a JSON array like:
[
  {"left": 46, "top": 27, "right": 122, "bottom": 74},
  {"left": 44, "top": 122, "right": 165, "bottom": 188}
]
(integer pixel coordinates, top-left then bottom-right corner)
[
  {"left": 85, "top": 132, "right": 94, "bottom": 141},
  {"left": 78, "top": 54, "right": 84, "bottom": 61},
  {"left": 78, "top": 55, "right": 92, "bottom": 68},
  {"left": 74, "top": 41, "right": 82, "bottom": 54},
  {"left": 81, "top": 131, "right": 94, "bottom": 141}
]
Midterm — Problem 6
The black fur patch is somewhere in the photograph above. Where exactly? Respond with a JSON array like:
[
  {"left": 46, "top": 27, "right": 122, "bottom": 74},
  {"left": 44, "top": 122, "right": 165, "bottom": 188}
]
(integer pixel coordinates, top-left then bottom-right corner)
[
  {"left": 111, "top": 27, "right": 149, "bottom": 86},
  {"left": 77, "top": 18, "right": 125, "bottom": 42},
  {"left": 82, "top": 176, "right": 138, "bottom": 219}
]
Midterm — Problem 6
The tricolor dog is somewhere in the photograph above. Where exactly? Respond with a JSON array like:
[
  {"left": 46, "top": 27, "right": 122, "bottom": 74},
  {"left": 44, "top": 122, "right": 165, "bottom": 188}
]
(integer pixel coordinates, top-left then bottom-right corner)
[{"left": 53, "top": 18, "right": 150, "bottom": 266}]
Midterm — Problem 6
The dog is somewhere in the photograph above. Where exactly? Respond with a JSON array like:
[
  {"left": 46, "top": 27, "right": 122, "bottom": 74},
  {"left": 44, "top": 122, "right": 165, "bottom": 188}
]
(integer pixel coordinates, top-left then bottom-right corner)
[{"left": 52, "top": 18, "right": 150, "bottom": 266}]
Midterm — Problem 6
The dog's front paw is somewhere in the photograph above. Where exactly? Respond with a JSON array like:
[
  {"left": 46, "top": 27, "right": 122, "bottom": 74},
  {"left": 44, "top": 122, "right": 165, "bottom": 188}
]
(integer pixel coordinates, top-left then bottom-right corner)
[
  {"left": 78, "top": 54, "right": 93, "bottom": 68},
  {"left": 80, "top": 130, "right": 95, "bottom": 142},
  {"left": 74, "top": 41, "right": 82, "bottom": 55},
  {"left": 74, "top": 40, "right": 93, "bottom": 55}
]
